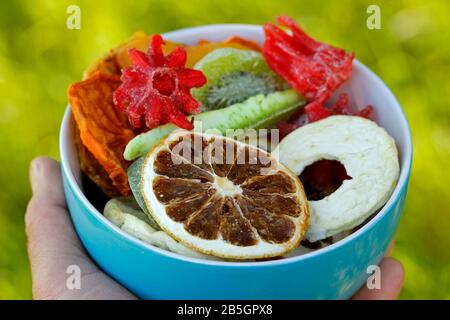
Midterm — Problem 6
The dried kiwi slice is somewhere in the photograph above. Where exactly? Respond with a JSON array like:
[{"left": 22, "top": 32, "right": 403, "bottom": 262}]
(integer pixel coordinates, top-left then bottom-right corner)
[
  {"left": 127, "top": 157, "right": 160, "bottom": 230},
  {"left": 192, "top": 48, "right": 287, "bottom": 110},
  {"left": 141, "top": 130, "right": 309, "bottom": 259}
]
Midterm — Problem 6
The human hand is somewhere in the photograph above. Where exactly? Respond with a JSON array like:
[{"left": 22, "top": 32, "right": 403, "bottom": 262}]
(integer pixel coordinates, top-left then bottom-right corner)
[
  {"left": 26, "top": 156, "right": 136, "bottom": 299},
  {"left": 25, "top": 156, "right": 404, "bottom": 300}
]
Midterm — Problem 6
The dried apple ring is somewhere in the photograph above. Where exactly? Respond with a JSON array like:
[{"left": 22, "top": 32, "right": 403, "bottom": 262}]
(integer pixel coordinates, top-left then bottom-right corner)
[{"left": 273, "top": 115, "right": 400, "bottom": 242}]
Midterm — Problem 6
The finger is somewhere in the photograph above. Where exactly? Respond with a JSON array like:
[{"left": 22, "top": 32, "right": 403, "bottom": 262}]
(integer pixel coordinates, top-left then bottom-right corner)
[{"left": 352, "top": 257, "right": 404, "bottom": 300}]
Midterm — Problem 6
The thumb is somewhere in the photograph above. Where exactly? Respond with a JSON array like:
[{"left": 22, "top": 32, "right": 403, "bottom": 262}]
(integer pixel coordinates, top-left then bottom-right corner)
[
  {"left": 26, "top": 157, "right": 96, "bottom": 298},
  {"left": 26, "top": 156, "right": 85, "bottom": 256},
  {"left": 29, "top": 156, "right": 67, "bottom": 210}
]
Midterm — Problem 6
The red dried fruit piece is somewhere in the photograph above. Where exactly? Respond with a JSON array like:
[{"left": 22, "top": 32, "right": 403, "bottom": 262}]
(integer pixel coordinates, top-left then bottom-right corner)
[
  {"left": 305, "top": 93, "right": 374, "bottom": 122},
  {"left": 277, "top": 121, "right": 301, "bottom": 140},
  {"left": 277, "top": 93, "right": 374, "bottom": 139},
  {"left": 331, "top": 91, "right": 350, "bottom": 114},
  {"left": 304, "top": 101, "right": 333, "bottom": 122},
  {"left": 355, "top": 105, "right": 374, "bottom": 118},
  {"left": 300, "top": 159, "right": 352, "bottom": 201},
  {"left": 263, "top": 15, "right": 354, "bottom": 103},
  {"left": 113, "top": 34, "right": 207, "bottom": 130}
]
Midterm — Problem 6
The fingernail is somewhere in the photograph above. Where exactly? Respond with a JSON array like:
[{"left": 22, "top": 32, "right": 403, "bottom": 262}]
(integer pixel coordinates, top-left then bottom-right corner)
[{"left": 30, "top": 159, "right": 41, "bottom": 194}]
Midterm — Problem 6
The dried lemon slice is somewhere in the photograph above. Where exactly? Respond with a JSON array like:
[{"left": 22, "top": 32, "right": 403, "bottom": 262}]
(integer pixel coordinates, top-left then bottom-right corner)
[{"left": 141, "top": 130, "right": 309, "bottom": 259}]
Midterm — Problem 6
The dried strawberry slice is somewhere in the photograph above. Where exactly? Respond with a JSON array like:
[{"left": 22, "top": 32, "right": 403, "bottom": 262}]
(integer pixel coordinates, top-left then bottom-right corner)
[
  {"left": 263, "top": 15, "right": 354, "bottom": 103},
  {"left": 277, "top": 93, "right": 374, "bottom": 139},
  {"left": 113, "top": 34, "right": 207, "bottom": 130}
]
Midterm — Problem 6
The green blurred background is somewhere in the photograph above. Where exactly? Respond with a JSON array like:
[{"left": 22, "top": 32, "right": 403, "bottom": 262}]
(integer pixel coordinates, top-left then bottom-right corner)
[{"left": 0, "top": 0, "right": 449, "bottom": 299}]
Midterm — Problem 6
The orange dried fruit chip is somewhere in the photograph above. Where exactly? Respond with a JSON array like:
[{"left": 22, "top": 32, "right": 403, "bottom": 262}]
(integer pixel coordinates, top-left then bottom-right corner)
[
  {"left": 84, "top": 32, "right": 262, "bottom": 78},
  {"left": 73, "top": 123, "right": 120, "bottom": 197},
  {"left": 185, "top": 36, "right": 261, "bottom": 67},
  {"left": 84, "top": 32, "right": 184, "bottom": 79},
  {"left": 68, "top": 72, "right": 135, "bottom": 195},
  {"left": 223, "top": 35, "right": 261, "bottom": 51}
]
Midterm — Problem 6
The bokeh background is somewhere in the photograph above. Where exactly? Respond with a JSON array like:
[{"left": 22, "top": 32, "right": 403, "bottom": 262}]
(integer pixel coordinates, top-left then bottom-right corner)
[{"left": 0, "top": 0, "right": 449, "bottom": 299}]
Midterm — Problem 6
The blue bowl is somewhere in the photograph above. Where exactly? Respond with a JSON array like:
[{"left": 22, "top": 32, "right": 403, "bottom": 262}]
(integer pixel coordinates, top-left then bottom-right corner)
[{"left": 60, "top": 25, "right": 412, "bottom": 299}]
